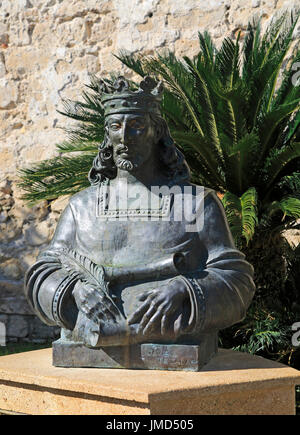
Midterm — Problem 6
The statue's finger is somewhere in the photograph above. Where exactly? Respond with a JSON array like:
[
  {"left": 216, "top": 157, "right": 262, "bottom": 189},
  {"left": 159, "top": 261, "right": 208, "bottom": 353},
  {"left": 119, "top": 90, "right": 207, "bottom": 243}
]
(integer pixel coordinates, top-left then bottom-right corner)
[
  {"left": 101, "top": 305, "right": 115, "bottom": 321},
  {"left": 128, "top": 300, "right": 150, "bottom": 324},
  {"left": 99, "top": 294, "right": 123, "bottom": 319},
  {"left": 137, "top": 290, "right": 155, "bottom": 301},
  {"left": 160, "top": 303, "right": 173, "bottom": 335},
  {"left": 138, "top": 305, "right": 158, "bottom": 333},
  {"left": 142, "top": 309, "right": 164, "bottom": 336},
  {"left": 173, "top": 313, "right": 183, "bottom": 336}
]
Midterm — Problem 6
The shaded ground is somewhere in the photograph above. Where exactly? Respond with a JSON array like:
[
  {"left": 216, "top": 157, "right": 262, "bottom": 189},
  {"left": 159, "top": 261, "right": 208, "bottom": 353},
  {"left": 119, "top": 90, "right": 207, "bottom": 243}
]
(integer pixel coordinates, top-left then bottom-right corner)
[{"left": 0, "top": 342, "right": 51, "bottom": 357}]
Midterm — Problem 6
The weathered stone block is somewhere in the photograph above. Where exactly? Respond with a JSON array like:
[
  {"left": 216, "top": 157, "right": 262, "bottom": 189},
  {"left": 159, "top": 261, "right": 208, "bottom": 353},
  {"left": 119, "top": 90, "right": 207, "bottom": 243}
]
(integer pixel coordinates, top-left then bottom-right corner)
[
  {"left": 0, "top": 296, "right": 33, "bottom": 315},
  {"left": 30, "top": 317, "right": 60, "bottom": 339},
  {"left": 0, "top": 258, "right": 23, "bottom": 280},
  {"left": 0, "top": 79, "right": 18, "bottom": 109},
  {"left": 23, "top": 220, "right": 51, "bottom": 246},
  {"left": 6, "top": 315, "right": 29, "bottom": 338},
  {"left": 0, "top": 348, "right": 299, "bottom": 414}
]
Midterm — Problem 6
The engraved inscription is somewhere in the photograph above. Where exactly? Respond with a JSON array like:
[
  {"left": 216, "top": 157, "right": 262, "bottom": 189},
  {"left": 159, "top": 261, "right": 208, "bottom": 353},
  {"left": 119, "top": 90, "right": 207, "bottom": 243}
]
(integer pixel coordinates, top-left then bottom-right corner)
[{"left": 141, "top": 344, "right": 199, "bottom": 369}]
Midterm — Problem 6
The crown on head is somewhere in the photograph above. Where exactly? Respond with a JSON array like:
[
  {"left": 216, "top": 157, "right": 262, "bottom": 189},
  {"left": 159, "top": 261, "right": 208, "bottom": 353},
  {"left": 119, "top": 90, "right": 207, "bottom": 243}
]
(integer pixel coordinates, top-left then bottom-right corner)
[{"left": 100, "top": 76, "right": 164, "bottom": 117}]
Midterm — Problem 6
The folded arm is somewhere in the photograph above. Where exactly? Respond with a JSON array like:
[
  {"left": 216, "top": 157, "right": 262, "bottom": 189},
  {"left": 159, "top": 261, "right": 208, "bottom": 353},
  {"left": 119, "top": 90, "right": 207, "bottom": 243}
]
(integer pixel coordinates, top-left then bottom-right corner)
[
  {"left": 178, "top": 190, "right": 255, "bottom": 334},
  {"left": 24, "top": 204, "right": 78, "bottom": 329}
]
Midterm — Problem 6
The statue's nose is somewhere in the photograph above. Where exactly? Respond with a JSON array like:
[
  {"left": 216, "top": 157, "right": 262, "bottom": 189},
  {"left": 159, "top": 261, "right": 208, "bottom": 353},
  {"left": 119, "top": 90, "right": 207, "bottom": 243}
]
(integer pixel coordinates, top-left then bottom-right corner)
[{"left": 121, "top": 123, "right": 133, "bottom": 143}]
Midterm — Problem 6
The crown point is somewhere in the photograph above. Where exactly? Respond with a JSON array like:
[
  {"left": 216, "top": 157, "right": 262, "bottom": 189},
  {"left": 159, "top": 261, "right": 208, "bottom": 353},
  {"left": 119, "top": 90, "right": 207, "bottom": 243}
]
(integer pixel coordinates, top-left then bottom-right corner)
[{"left": 101, "top": 75, "right": 163, "bottom": 116}]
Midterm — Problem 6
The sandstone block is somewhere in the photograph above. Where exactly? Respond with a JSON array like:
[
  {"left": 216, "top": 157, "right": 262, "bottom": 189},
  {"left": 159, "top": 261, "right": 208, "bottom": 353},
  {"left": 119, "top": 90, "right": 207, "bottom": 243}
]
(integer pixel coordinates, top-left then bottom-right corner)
[
  {"left": 6, "top": 315, "right": 29, "bottom": 338},
  {"left": 21, "top": 251, "right": 39, "bottom": 270},
  {"left": 10, "top": 200, "right": 49, "bottom": 223},
  {"left": 0, "top": 148, "right": 14, "bottom": 174},
  {"left": 0, "top": 55, "right": 6, "bottom": 78},
  {"left": 23, "top": 220, "right": 51, "bottom": 246},
  {"left": 0, "top": 279, "right": 23, "bottom": 296},
  {"left": 0, "top": 258, "right": 23, "bottom": 280},
  {"left": 50, "top": 195, "right": 70, "bottom": 214},
  {"left": 0, "top": 348, "right": 299, "bottom": 414},
  {"left": 6, "top": 49, "right": 49, "bottom": 74},
  {"left": 0, "top": 79, "right": 18, "bottom": 109},
  {"left": 0, "top": 22, "right": 8, "bottom": 45},
  {"left": 0, "top": 180, "right": 12, "bottom": 195},
  {"left": 252, "top": 0, "right": 261, "bottom": 7},
  {"left": 0, "top": 211, "right": 8, "bottom": 223},
  {"left": 0, "top": 296, "right": 33, "bottom": 315},
  {"left": 30, "top": 317, "right": 59, "bottom": 339},
  {"left": 0, "top": 221, "right": 21, "bottom": 243}
]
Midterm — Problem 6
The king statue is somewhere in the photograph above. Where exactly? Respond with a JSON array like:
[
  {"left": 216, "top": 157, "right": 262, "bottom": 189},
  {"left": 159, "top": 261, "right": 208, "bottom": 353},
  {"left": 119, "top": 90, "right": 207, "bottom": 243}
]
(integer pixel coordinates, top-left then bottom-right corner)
[{"left": 24, "top": 76, "right": 255, "bottom": 370}]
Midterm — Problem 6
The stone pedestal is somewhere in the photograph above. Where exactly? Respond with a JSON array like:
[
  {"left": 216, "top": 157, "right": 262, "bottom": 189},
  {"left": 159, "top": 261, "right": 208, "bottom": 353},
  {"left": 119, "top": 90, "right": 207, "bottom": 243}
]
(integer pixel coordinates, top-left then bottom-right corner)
[{"left": 0, "top": 347, "right": 299, "bottom": 415}]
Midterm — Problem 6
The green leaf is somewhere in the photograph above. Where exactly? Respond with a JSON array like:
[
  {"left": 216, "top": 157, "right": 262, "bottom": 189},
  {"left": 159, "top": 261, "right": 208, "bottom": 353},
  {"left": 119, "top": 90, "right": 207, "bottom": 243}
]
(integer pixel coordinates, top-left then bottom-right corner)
[
  {"left": 263, "top": 142, "right": 300, "bottom": 193},
  {"left": 258, "top": 101, "right": 300, "bottom": 160},
  {"left": 268, "top": 197, "right": 300, "bottom": 220},
  {"left": 222, "top": 187, "right": 258, "bottom": 245},
  {"left": 114, "top": 51, "right": 146, "bottom": 78},
  {"left": 226, "top": 132, "right": 261, "bottom": 194}
]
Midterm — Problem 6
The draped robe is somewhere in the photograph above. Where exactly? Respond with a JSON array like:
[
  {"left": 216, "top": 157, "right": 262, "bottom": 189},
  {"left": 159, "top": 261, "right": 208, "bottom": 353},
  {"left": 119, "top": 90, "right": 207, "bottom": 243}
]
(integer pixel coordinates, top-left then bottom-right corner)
[{"left": 24, "top": 182, "right": 255, "bottom": 346}]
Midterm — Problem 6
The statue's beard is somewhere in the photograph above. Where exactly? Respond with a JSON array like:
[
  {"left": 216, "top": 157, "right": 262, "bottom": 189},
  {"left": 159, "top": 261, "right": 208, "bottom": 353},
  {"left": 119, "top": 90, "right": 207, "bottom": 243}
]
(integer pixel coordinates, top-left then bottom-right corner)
[{"left": 115, "top": 157, "right": 135, "bottom": 172}]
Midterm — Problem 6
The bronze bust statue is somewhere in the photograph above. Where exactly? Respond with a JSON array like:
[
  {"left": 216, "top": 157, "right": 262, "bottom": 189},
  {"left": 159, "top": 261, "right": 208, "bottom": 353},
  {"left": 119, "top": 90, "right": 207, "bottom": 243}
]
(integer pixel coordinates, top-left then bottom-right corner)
[{"left": 24, "top": 76, "right": 255, "bottom": 370}]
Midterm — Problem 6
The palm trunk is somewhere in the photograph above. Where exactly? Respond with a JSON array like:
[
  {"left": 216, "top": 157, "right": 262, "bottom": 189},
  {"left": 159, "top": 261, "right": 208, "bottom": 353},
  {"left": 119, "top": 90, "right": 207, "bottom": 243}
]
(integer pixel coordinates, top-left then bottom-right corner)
[{"left": 243, "top": 231, "right": 288, "bottom": 303}]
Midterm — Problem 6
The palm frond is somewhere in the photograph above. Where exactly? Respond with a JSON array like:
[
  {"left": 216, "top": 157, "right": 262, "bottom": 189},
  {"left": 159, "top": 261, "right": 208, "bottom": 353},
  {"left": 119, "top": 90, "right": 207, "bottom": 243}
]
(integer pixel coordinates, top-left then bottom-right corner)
[
  {"left": 215, "top": 33, "right": 241, "bottom": 88},
  {"left": 197, "top": 31, "right": 216, "bottom": 69},
  {"left": 182, "top": 56, "right": 223, "bottom": 160},
  {"left": 222, "top": 187, "right": 258, "bottom": 245},
  {"left": 18, "top": 153, "right": 94, "bottom": 204},
  {"left": 144, "top": 53, "right": 206, "bottom": 137},
  {"left": 263, "top": 142, "right": 300, "bottom": 194},
  {"left": 244, "top": 11, "right": 299, "bottom": 127},
  {"left": 56, "top": 140, "right": 99, "bottom": 154},
  {"left": 227, "top": 132, "right": 261, "bottom": 194},
  {"left": 257, "top": 101, "right": 300, "bottom": 160},
  {"left": 171, "top": 130, "right": 224, "bottom": 189},
  {"left": 114, "top": 51, "right": 146, "bottom": 77},
  {"left": 268, "top": 196, "right": 300, "bottom": 220}
]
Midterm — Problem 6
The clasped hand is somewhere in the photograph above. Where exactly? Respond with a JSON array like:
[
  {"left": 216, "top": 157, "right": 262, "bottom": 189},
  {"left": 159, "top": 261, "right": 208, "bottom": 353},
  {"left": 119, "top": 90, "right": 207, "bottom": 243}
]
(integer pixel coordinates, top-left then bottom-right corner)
[
  {"left": 73, "top": 281, "right": 125, "bottom": 327},
  {"left": 73, "top": 278, "right": 190, "bottom": 339},
  {"left": 128, "top": 279, "right": 189, "bottom": 338}
]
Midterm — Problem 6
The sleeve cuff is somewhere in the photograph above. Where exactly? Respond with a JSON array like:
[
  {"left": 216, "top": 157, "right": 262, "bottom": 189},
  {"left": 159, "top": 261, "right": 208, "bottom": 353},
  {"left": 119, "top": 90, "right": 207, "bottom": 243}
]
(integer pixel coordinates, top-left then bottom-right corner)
[{"left": 172, "top": 275, "right": 206, "bottom": 333}]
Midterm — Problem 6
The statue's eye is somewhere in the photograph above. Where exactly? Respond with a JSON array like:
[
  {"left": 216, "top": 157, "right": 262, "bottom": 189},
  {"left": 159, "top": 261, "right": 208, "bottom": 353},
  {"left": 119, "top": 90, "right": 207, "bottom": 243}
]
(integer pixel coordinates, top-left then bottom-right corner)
[
  {"left": 130, "top": 120, "right": 145, "bottom": 130},
  {"left": 102, "top": 150, "right": 112, "bottom": 160},
  {"left": 110, "top": 123, "right": 121, "bottom": 130}
]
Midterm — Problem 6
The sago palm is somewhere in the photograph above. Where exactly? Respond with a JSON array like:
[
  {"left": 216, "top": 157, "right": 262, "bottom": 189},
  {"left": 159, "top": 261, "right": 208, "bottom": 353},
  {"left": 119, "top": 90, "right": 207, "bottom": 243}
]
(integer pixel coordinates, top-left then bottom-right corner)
[{"left": 117, "top": 12, "right": 300, "bottom": 250}]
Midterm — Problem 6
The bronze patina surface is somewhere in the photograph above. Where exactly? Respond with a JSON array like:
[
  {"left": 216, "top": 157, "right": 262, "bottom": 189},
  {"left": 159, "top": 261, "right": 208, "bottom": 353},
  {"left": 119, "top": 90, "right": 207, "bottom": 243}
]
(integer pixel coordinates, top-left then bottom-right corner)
[{"left": 24, "top": 76, "right": 255, "bottom": 369}]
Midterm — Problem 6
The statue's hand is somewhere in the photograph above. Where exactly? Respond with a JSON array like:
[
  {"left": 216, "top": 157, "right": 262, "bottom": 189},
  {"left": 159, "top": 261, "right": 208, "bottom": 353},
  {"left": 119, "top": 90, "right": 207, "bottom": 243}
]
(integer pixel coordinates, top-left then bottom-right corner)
[
  {"left": 127, "top": 278, "right": 190, "bottom": 338},
  {"left": 73, "top": 281, "right": 125, "bottom": 326}
]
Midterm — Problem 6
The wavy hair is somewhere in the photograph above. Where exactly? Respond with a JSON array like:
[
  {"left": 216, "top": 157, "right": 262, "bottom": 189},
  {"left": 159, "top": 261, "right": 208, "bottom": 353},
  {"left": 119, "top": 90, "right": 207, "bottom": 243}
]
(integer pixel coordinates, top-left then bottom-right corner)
[{"left": 88, "top": 113, "right": 190, "bottom": 185}]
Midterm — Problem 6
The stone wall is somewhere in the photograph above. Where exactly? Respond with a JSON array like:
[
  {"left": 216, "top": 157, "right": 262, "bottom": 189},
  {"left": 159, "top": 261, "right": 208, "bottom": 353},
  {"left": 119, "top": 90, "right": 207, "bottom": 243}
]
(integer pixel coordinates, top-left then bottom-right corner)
[{"left": 0, "top": 0, "right": 299, "bottom": 342}]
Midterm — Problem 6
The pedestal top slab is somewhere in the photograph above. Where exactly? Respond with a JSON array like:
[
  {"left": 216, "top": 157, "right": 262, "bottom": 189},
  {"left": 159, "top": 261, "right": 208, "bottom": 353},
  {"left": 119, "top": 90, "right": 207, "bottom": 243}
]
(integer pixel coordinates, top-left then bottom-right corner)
[{"left": 0, "top": 347, "right": 299, "bottom": 405}]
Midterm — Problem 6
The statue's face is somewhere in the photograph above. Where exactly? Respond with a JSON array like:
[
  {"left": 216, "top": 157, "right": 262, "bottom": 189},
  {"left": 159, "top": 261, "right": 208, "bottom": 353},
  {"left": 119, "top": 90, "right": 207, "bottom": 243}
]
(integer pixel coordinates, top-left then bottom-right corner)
[{"left": 106, "top": 113, "right": 157, "bottom": 172}]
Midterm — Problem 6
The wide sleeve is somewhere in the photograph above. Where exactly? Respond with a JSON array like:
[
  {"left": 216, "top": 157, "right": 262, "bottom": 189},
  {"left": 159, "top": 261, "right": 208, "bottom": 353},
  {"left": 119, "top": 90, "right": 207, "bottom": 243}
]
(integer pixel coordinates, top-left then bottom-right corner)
[
  {"left": 24, "top": 203, "right": 79, "bottom": 330},
  {"left": 178, "top": 190, "right": 255, "bottom": 334}
]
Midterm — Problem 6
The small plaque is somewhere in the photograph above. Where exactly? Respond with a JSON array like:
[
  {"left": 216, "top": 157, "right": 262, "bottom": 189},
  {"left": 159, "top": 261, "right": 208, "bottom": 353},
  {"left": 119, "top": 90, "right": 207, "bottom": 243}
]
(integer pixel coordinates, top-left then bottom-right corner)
[{"left": 141, "top": 343, "right": 200, "bottom": 371}]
